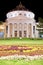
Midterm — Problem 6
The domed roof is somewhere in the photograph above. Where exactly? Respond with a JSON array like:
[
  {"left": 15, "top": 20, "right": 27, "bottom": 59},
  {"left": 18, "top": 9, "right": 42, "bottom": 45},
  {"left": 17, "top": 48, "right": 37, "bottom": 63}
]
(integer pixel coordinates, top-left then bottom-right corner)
[
  {"left": 14, "top": 2, "right": 28, "bottom": 11},
  {"left": 7, "top": 2, "right": 35, "bottom": 19}
]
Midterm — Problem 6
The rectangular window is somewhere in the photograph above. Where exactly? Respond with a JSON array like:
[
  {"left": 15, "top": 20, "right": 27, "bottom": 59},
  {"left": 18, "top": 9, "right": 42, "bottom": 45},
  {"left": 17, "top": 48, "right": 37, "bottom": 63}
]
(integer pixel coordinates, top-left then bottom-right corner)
[
  {"left": 15, "top": 31, "right": 17, "bottom": 37},
  {"left": 24, "top": 31, "right": 27, "bottom": 37},
  {"left": 33, "top": 26, "right": 35, "bottom": 34}
]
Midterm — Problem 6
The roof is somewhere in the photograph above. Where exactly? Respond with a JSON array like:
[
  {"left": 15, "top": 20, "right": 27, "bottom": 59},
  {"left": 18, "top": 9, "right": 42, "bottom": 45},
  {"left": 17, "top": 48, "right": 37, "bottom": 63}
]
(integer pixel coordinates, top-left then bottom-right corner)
[{"left": 12, "top": 2, "right": 28, "bottom": 11}]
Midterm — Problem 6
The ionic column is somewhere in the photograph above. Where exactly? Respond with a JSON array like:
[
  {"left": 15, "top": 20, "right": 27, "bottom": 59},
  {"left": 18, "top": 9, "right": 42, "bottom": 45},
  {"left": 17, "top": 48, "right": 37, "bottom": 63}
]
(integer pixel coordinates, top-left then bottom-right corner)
[
  {"left": 22, "top": 30, "right": 24, "bottom": 38},
  {"left": 7, "top": 24, "right": 10, "bottom": 37},
  {"left": 12, "top": 24, "right": 14, "bottom": 37},
  {"left": 32, "top": 24, "right": 34, "bottom": 38},
  {"left": 27, "top": 24, "right": 28, "bottom": 38},
  {"left": 34, "top": 24, "right": 36, "bottom": 38},
  {"left": 17, "top": 23, "right": 19, "bottom": 37},
  {"left": 22, "top": 24, "right": 24, "bottom": 38}
]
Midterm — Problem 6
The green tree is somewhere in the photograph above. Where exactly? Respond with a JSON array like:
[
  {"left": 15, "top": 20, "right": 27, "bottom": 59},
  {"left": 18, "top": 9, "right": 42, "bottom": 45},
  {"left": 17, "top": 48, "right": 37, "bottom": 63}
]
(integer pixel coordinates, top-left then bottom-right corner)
[
  {"left": 0, "top": 21, "right": 3, "bottom": 25},
  {"left": 38, "top": 17, "right": 43, "bottom": 23},
  {"left": 37, "top": 17, "right": 43, "bottom": 28},
  {"left": 37, "top": 17, "right": 43, "bottom": 36}
]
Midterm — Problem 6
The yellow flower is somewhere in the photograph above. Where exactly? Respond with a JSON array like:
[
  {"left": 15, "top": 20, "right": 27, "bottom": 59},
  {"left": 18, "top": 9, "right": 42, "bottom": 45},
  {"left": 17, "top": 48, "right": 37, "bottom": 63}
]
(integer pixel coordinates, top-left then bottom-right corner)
[
  {"left": 31, "top": 48, "right": 38, "bottom": 52},
  {"left": 23, "top": 50, "right": 31, "bottom": 52}
]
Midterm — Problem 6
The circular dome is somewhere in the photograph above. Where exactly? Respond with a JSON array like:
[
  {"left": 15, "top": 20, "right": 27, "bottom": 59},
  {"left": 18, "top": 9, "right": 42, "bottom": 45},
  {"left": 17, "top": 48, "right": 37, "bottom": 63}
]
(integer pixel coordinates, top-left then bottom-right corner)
[{"left": 6, "top": 2, "right": 35, "bottom": 19}]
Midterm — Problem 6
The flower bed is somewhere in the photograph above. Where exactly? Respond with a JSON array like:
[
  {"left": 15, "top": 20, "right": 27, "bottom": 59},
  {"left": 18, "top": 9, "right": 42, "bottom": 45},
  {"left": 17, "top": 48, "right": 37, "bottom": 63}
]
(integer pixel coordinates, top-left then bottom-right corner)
[{"left": 0, "top": 45, "right": 43, "bottom": 56}]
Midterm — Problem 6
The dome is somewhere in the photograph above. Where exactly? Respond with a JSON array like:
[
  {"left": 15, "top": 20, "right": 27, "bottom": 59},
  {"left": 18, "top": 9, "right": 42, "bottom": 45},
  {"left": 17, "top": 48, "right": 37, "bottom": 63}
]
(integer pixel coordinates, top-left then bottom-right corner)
[{"left": 6, "top": 2, "right": 35, "bottom": 19}]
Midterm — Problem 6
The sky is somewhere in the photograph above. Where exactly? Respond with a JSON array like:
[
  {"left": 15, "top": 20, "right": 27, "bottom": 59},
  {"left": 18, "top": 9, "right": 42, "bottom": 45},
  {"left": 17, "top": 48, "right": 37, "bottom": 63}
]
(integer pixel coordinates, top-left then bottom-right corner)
[{"left": 0, "top": 0, "right": 43, "bottom": 22}]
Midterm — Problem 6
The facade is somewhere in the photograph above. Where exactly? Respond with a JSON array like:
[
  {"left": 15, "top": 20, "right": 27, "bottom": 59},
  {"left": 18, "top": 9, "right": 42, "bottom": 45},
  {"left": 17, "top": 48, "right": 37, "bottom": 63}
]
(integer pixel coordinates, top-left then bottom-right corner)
[{"left": 0, "top": 3, "right": 39, "bottom": 38}]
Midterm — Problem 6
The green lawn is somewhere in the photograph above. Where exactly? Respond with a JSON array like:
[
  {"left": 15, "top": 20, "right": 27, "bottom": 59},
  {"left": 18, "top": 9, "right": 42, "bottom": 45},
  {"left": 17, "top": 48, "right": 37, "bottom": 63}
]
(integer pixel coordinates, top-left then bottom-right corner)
[
  {"left": 0, "top": 59, "right": 43, "bottom": 65},
  {"left": 0, "top": 38, "right": 43, "bottom": 45},
  {"left": 0, "top": 38, "right": 43, "bottom": 65}
]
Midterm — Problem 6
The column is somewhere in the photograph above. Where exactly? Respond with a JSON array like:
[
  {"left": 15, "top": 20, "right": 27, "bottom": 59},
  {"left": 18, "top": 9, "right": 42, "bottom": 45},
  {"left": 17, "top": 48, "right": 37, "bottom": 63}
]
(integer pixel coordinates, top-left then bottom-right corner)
[
  {"left": 7, "top": 24, "right": 10, "bottom": 37},
  {"left": 27, "top": 24, "right": 28, "bottom": 38},
  {"left": 28, "top": 23, "right": 31, "bottom": 38},
  {"left": 4, "top": 26, "right": 6, "bottom": 38},
  {"left": 35, "top": 24, "right": 37, "bottom": 38},
  {"left": 34, "top": 25, "right": 36, "bottom": 38},
  {"left": 17, "top": 23, "right": 19, "bottom": 37},
  {"left": 22, "top": 23, "right": 24, "bottom": 38},
  {"left": 29, "top": 23, "right": 32, "bottom": 38},
  {"left": 12, "top": 24, "right": 14, "bottom": 37},
  {"left": 32, "top": 24, "right": 34, "bottom": 38}
]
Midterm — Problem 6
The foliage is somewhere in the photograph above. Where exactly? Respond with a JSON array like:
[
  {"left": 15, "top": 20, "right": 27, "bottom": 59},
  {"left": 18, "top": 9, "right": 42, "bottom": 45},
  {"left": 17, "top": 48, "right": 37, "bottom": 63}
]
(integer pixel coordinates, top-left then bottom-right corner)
[
  {"left": 39, "top": 32, "right": 43, "bottom": 34},
  {"left": 0, "top": 21, "right": 3, "bottom": 25},
  {"left": 37, "top": 17, "right": 43, "bottom": 28},
  {"left": 38, "top": 17, "right": 43, "bottom": 23}
]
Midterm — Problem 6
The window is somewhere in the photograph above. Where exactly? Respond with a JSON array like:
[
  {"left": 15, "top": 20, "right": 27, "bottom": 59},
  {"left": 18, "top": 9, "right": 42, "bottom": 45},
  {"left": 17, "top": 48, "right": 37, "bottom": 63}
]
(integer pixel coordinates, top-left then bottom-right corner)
[
  {"left": 24, "top": 14, "right": 26, "bottom": 16},
  {"left": 19, "top": 13, "right": 22, "bottom": 15},
  {"left": 29, "top": 23, "right": 31, "bottom": 25},
  {"left": 15, "top": 31, "right": 17, "bottom": 37},
  {"left": 24, "top": 31, "right": 27, "bottom": 37},
  {"left": 19, "top": 31, "right": 22, "bottom": 37},
  {"left": 29, "top": 14, "right": 30, "bottom": 16},
  {"left": 11, "top": 14, "right": 13, "bottom": 16},
  {"left": 6, "top": 26, "right": 8, "bottom": 33},
  {"left": 33, "top": 26, "right": 35, "bottom": 34}
]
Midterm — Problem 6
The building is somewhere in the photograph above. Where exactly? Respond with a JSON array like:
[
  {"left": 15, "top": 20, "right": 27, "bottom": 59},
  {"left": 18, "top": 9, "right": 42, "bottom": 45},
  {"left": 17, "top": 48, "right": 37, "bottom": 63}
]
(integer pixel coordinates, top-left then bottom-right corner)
[{"left": 0, "top": 2, "right": 40, "bottom": 38}]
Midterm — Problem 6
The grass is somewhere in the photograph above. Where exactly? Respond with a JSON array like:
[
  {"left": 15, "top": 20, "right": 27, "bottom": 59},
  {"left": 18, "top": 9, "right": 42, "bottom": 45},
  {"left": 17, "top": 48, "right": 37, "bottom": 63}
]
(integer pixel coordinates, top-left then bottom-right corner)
[
  {"left": 0, "top": 38, "right": 43, "bottom": 45},
  {"left": 0, "top": 38, "right": 43, "bottom": 65},
  {"left": 0, "top": 59, "right": 43, "bottom": 65}
]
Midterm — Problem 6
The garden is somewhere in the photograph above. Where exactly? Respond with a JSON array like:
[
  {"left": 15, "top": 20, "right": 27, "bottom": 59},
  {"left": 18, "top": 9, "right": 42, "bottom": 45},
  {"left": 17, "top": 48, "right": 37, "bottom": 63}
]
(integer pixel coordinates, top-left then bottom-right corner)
[{"left": 0, "top": 38, "right": 43, "bottom": 65}]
